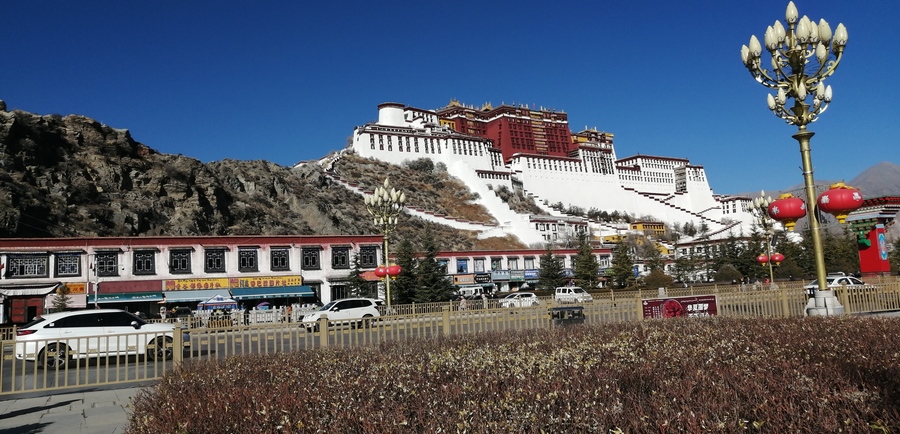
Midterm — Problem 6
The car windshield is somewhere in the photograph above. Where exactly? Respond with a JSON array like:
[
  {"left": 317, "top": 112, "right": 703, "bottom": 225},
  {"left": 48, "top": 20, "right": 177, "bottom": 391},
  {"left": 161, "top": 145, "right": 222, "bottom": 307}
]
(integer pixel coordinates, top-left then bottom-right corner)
[
  {"left": 318, "top": 301, "right": 337, "bottom": 311},
  {"left": 572, "top": 287, "right": 586, "bottom": 293},
  {"left": 503, "top": 294, "right": 517, "bottom": 299}
]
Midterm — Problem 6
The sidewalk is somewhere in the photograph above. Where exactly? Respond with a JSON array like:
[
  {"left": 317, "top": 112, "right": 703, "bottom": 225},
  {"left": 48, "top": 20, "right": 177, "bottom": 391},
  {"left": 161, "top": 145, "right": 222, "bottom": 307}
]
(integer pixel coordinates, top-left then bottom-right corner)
[{"left": 0, "top": 385, "right": 146, "bottom": 433}]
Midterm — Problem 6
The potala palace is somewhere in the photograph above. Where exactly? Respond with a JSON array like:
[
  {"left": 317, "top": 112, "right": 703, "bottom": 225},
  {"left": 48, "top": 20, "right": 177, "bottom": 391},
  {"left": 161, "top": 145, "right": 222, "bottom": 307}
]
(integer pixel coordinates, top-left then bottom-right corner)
[{"left": 340, "top": 100, "right": 758, "bottom": 246}]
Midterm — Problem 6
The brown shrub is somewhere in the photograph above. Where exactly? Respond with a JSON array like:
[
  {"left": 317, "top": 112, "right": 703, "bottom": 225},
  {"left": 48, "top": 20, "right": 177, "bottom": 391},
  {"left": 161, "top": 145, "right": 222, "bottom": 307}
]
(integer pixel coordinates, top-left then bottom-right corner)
[{"left": 126, "top": 317, "right": 900, "bottom": 433}]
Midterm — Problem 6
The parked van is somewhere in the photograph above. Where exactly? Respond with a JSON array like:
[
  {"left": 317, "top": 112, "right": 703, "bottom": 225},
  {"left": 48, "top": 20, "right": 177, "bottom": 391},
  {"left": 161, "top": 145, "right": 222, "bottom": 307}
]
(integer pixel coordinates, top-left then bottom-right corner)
[
  {"left": 554, "top": 286, "right": 593, "bottom": 303},
  {"left": 457, "top": 286, "right": 486, "bottom": 300}
]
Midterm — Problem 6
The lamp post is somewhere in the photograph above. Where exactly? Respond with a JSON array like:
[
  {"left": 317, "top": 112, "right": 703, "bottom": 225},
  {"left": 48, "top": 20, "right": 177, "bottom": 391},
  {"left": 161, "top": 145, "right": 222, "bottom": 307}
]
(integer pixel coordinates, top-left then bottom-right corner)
[
  {"left": 741, "top": 1, "right": 848, "bottom": 315},
  {"left": 364, "top": 178, "right": 405, "bottom": 307},
  {"left": 751, "top": 192, "right": 779, "bottom": 289}
]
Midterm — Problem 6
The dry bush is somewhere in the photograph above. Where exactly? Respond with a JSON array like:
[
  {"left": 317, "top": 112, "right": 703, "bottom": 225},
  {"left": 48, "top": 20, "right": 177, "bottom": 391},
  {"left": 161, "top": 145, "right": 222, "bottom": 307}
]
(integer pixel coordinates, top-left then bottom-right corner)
[{"left": 127, "top": 317, "right": 900, "bottom": 433}]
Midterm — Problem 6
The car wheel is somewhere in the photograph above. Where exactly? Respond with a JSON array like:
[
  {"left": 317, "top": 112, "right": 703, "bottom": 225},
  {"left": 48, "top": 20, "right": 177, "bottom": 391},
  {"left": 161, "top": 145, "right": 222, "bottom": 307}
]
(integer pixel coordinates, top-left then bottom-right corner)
[
  {"left": 147, "top": 336, "right": 174, "bottom": 361},
  {"left": 39, "top": 343, "right": 70, "bottom": 370},
  {"left": 362, "top": 314, "right": 374, "bottom": 328}
]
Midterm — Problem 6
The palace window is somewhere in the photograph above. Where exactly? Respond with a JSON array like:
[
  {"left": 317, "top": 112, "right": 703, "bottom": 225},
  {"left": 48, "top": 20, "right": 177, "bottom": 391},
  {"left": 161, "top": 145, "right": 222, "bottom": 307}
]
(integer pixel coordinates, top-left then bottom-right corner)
[
  {"left": 169, "top": 250, "right": 192, "bottom": 274},
  {"left": 491, "top": 257, "right": 502, "bottom": 271},
  {"left": 7, "top": 254, "right": 49, "bottom": 278},
  {"left": 204, "top": 249, "right": 226, "bottom": 273},
  {"left": 133, "top": 250, "right": 156, "bottom": 276},
  {"left": 238, "top": 248, "right": 258, "bottom": 272},
  {"left": 96, "top": 252, "right": 119, "bottom": 277},
  {"left": 524, "top": 257, "right": 535, "bottom": 269},
  {"left": 474, "top": 258, "right": 485, "bottom": 273},
  {"left": 270, "top": 248, "right": 290, "bottom": 271},
  {"left": 332, "top": 247, "right": 350, "bottom": 269},
  {"left": 55, "top": 254, "right": 81, "bottom": 277},
  {"left": 359, "top": 246, "right": 378, "bottom": 268},
  {"left": 508, "top": 258, "right": 519, "bottom": 270},
  {"left": 456, "top": 259, "right": 468, "bottom": 274},
  {"left": 301, "top": 248, "right": 320, "bottom": 270}
]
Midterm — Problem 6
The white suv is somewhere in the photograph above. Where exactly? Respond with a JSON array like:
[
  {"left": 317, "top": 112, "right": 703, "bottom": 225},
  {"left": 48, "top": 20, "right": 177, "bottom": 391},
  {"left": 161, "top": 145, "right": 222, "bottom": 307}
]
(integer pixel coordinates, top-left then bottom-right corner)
[
  {"left": 15, "top": 309, "right": 186, "bottom": 369},
  {"left": 555, "top": 286, "right": 593, "bottom": 303},
  {"left": 302, "top": 298, "right": 381, "bottom": 332},
  {"left": 498, "top": 292, "right": 541, "bottom": 308}
]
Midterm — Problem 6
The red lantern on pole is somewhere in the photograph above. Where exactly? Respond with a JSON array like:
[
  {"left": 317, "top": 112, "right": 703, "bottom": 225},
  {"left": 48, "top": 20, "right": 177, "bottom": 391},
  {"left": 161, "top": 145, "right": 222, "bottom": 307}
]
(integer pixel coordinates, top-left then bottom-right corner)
[
  {"left": 817, "top": 182, "right": 863, "bottom": 224},
  {"left": 374, "top": 266, "right": 388, "bottom": 279},
  {"left": 767, "top": 193, "right": 806, "bottom": 231},
  {"left": 770, "top": 252, "right": 784, "bottom": 265},
  {"left": 756, "top": 254, "right": 769, "bottom": 265},
  {"left": 387, "top": 264, "right": 402, "bottom": 279}
]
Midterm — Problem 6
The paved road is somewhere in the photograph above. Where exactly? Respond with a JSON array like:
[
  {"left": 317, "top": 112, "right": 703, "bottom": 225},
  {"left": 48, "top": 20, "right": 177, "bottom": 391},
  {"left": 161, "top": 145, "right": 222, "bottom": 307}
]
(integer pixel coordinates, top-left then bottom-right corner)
[{"left": 0, "top": 384, "right": 147, "bottom": 434}]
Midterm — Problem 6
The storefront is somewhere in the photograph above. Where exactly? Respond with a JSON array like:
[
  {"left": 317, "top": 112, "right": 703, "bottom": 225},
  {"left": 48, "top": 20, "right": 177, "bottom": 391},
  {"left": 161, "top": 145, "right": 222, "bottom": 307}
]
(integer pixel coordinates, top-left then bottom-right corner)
[
  {"left": 90, "top": 280, "right": 165, "bottom": 317},
  {"left": 230, "top": 285, "right": 316, "bottom": 306},
  {"left": 0, "top": 283, "right": 59, "bottom": 324}
]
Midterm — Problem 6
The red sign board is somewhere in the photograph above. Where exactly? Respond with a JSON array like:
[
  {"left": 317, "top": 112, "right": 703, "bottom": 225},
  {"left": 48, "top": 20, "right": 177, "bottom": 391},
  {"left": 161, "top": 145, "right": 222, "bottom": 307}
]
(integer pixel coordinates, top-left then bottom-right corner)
[{"left": 642, "top": 294, "right": 718, "bottom": 319}]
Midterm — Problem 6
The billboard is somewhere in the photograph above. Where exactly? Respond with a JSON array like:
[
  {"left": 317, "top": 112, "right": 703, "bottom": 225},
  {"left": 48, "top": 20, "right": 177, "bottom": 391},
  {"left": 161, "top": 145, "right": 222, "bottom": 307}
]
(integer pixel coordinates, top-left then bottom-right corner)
[{"left": 642, "top": 294, "right": 718, "bottom": 319}]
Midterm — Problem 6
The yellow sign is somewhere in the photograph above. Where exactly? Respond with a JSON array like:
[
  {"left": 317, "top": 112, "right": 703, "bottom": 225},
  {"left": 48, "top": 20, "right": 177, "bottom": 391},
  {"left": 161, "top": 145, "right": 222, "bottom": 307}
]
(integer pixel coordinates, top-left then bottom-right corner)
[
  {"left": 164, "top": 276, "right": 303, "bottom": 290},
  {"left": 63, "top": 283, "right": 86, "bottom": 294},
  {"left": 235, "top": 276, "right": 302, "bottom": 288},
  {"left": 165, "top": 278, "right": 231, "bottom": 291}
]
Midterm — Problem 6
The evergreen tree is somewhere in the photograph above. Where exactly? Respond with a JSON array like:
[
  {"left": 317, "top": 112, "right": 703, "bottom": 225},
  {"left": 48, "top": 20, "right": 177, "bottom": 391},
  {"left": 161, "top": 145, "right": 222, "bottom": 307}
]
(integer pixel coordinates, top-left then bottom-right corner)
[
  {"left": 345, "top": 254, "right": 374, "bottom": 298},
  {"left": 573, "top": 235, "right": 600, "bottom": 289},
  {"left": 537, "top": 244, "right": 564, "bottom": 290},
  {"left": 672, "top": 256, "right": 695, "bottom": 284},
  {"left": 609, "top": 242, "right": 636, "bottom": 288},
  {"left": 392, "top": 238, "right": 418, "bottom": 305},
  {"left": 642, "top": 241, "right": 665, "bottom": 272},
  {"left": 51, "top": 283, "right": 72, "bottom": 313},
  {"left": 414, "top": 226, "right": 455, "bottom": 302}
]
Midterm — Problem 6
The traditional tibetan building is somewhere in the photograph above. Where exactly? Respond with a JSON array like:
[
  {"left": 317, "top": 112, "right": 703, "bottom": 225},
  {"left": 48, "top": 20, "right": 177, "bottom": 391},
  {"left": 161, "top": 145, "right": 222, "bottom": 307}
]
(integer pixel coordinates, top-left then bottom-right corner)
[{"left": 348, "top": 100, "right": 757, "bottom": 246}]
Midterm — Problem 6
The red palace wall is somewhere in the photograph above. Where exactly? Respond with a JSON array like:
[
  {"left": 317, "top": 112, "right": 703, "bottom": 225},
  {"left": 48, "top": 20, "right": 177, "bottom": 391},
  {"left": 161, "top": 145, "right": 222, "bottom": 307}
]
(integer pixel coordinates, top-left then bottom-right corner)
[{"left": 859, "top": 224, "right": 891, "bottom": 276}]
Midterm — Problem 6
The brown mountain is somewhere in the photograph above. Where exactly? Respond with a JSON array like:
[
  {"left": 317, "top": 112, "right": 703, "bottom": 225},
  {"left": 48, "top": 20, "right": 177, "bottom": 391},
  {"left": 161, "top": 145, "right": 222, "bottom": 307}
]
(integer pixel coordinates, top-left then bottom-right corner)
[
  {"left": 848, "top": 162, "right": 900, "bottom": 198},
  {"left": 0, "top": 104, "right": 527, "bottom": 251}
]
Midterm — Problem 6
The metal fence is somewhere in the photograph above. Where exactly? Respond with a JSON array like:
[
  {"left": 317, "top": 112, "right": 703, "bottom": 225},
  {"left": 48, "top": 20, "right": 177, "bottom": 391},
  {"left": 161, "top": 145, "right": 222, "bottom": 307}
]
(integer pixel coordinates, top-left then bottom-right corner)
[{"left": 3, "top": 279, "right": 900, "bottom": 396}]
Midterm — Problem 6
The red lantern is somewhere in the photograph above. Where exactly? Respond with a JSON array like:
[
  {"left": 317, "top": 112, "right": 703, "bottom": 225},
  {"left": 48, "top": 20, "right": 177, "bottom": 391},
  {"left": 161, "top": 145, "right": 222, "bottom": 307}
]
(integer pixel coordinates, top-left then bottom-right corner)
[
  {"left": 817, "top": 182, "right": 863, "bottom": 224},
  {"left": 767, "top": 193, "right": 806, "bottom": 231},
  {"left": 374, "top": 266, "right": 388, "bottom": 278},
  {"left": 756, "top": 254, "right": 769, "bottom": 265},
  {"left": 770, "top": 252, "right": 784, "bottom": 265},
  {"left": 387, "top": 264, "right": 402, "bottom": 278}
]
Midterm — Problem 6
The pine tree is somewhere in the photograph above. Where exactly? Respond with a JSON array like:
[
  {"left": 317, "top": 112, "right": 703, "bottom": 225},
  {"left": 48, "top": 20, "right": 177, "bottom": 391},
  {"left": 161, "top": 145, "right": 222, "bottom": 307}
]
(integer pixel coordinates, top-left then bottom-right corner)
[
  {"left": 609, "top": 242, "right": 636, "bottom": 288},
  {"left": 642, "top": 240, "right": 665, "bottom": 272},
  {"left": 346, "top": 254, "right": 375, "bottom": 298},
  {"left": 51, "top": 283, "right": 72, "bottom": 313},
  {"left": 414, "top": 226, "right": 455, "bottom": 302},
  {"left": 537, "top": 244, "right": 564, "bottom": 290},
  {"left": 573, "top": 235, "right": 600, "bottom": 289}
]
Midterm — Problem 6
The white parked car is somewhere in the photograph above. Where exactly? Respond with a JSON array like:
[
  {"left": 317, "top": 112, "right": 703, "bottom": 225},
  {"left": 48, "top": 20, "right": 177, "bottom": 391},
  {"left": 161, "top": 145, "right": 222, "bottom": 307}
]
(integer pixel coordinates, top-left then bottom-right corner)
[
  {"left": 803, "top": 274, "right": 865, "bottom": 290},
  {"left": 555, "top": 286, "right": 593, "bottom": 303},
  {"left": 302, "top": 298, "right": 381, "bottom": 332},
  {"left": 15, "top": 309, "right": 187, "bottom": 369},
  {"left": 498, "top": 292, "right": 541, "bottom": 308}
]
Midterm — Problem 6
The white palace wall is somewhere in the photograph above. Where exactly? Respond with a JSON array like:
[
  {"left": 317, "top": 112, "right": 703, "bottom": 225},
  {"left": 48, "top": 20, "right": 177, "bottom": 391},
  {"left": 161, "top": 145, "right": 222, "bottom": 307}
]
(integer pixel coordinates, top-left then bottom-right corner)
[{"left": 349, "top": 102, "right": 759, "bottom": 243}]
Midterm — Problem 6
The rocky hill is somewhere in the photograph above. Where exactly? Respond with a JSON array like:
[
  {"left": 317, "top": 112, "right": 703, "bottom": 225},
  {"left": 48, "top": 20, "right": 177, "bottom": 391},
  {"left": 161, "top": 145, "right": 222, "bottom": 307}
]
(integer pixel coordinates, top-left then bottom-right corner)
[
  {"left": 848, "top": 162, "right": 900, "bottom": 199},
  {"left": 0, "top": 104, "right": 527, "bottom": 251}
]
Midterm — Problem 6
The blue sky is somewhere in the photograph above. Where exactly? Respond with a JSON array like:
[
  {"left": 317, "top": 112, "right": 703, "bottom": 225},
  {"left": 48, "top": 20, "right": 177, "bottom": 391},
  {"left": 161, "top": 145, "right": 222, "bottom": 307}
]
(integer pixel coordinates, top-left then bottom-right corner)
[{"left": 2, "top": 1, "right": 897, "bottom": 195}]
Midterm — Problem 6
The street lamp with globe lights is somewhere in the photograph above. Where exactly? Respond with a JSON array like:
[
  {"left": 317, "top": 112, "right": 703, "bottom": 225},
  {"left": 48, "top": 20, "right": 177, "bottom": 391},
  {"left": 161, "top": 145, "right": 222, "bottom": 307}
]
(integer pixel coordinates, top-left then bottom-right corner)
[
  {"left": 751, "top": 192, "right": 781, "bottom": 290},
  {"left": 740, "top": 1, "right": 848, "bottom": 313},
  {"left": 364, "top": 178, "right": 406, "bottom": 307}
]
